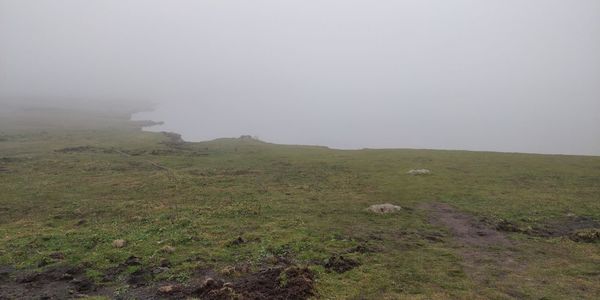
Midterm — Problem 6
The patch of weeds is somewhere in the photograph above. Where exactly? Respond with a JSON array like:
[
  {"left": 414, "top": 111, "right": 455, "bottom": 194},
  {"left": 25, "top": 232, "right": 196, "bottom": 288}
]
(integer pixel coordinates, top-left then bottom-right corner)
[
  {"left": 278, "top": 270, "right": 289, "bottom": 287},
  {"left": 268, "top": 244, "right": 294, "bottom": 258},
  {"left": 171, "top": 270, "right": 192, "bottom": 283},
  {"left": 113, "top": 285, "right": 129, "bottom": 297}
]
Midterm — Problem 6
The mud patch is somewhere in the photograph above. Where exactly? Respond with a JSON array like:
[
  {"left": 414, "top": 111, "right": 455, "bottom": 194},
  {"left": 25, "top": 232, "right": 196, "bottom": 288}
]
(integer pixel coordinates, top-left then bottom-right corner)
[
  {"left": 323, "top": 255, "right": 360, "bottom": 273},
  {"left": 128, "top": 268, "right": 154, "bottom": 287},
  {"left": 494, "top": 215, "right": 600, "bottom": 242},
  {"left": 116, "top": 264, "right": 315, "bottom": 300},
  {"left": 224, "top": 265, "right": 314, "bottom": 299},
  {"left": 423, "top": 202, "right": 511, "bottom": 248},
  {"left": 0, "top": 265, "right": 96, "bottom": 299},
  {"left": 0, "top": 266, "right": 14, "bottom": 283},
  {"left": 0, "top": 258, "right": 315, "bottom": 299},
  {"left": 421, "top": 202, "right": 525, "bottom": 298},
  {"left": 535, "top": 216, "right": 600, "bottom": 238}
]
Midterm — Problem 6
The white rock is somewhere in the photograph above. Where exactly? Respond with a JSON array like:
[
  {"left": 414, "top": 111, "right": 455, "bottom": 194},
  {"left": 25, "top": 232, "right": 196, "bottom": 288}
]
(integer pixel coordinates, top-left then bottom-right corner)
[
  {"left": 367, "top": 203, "right": 402, "bottom": 214},
  {"left": 407, "top": 169, "right": 431, "bottom": 175},
  {"left": 112, "top": 239, "right": 127, "bottom": 248}
]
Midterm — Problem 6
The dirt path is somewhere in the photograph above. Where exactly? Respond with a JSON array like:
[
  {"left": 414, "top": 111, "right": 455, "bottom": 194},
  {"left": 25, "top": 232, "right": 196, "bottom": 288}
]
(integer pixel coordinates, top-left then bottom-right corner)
[{"left": 421, "top": 202, "right": 526, "bottom": 298}]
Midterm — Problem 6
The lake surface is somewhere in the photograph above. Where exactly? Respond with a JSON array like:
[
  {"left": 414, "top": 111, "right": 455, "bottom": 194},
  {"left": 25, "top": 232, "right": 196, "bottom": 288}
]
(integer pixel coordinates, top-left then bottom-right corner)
[{"left": 132, "top": 102, "right": 599, "bottom": 156}]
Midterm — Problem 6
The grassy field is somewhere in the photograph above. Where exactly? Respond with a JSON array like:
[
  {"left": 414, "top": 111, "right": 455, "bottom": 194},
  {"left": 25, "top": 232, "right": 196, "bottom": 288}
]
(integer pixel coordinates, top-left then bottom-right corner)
[{"left": 0, "top": 106, "right": 599, "bottom": 299}]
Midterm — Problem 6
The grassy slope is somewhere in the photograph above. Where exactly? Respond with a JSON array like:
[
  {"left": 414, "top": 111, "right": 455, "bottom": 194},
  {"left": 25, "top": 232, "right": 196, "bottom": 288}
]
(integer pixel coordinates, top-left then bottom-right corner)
[{"left": 0, "top": 107, "right": 599, "bottom": 299}]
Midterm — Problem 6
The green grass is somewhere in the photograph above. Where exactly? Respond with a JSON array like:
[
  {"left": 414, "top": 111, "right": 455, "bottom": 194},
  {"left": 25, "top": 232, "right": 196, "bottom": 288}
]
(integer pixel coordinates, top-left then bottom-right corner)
[{"left": 0, "top": 106, "right": 599, "bottom": 299}]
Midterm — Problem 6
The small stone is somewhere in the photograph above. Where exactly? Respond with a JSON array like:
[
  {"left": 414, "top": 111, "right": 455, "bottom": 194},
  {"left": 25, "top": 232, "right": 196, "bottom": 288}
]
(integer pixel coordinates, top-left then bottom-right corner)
[
  {"left": 407, "top": 169, "right": 431, "bottom": 175},
  {"left": 158, "top": 284, "right": 177, "bottom": 294},
  {"left": 112, "top": 239, "right": 127, "bottom": 248},
  {"left": 219, "top": 266, "right": 236, "bottom": 276},
  {"left": 201, "top": 277, "right": 222, "bottom": 290},
  {"left": 367, "top": 203, "right": 402, "bottom": 214}
]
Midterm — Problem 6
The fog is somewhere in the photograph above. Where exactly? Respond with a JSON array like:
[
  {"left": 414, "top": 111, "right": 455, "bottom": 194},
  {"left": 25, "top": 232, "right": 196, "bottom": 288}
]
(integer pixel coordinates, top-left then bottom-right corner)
[{"left": 1, "top": 0, "right": 599, "bottom": 155}]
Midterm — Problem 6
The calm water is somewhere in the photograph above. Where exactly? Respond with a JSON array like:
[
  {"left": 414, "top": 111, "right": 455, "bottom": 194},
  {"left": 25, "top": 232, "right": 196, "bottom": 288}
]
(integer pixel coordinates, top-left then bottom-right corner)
[{"left": 132, "top": 103, "right": 599, "bottom": 156}]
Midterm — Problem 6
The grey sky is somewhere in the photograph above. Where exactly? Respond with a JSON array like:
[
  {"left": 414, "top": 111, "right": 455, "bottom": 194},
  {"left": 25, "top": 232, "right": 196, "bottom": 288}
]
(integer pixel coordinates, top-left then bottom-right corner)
[{"left": 1, "top": 0, "right": 599, "bottom": 155}]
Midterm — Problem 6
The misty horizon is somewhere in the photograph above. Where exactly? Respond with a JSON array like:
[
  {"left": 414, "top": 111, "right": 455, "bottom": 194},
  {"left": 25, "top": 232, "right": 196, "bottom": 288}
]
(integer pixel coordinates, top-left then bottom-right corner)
[{"left": 2, "top": 0, "right": 599, "bottom": 156}]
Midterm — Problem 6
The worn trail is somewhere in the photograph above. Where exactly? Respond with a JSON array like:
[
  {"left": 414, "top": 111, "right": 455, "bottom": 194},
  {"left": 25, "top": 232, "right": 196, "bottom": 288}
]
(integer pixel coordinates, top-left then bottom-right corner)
[{"left": 421, "top": 202, "right": 527, "bottom": 298}]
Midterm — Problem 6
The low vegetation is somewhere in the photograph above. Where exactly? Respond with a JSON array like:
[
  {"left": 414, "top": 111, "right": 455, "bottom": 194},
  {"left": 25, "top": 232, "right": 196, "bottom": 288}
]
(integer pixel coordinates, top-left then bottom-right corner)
[{"left": 0, "top": 106, "right": 599, "bottom": 299}]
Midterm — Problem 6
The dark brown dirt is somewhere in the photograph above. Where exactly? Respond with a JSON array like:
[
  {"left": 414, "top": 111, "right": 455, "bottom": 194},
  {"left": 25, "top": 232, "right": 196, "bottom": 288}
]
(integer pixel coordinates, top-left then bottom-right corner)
[
  {"left": 114, "top": 264, "right": 315, "bottom": 300},
  {"left": 423, "top": 202, "right": 512, "bottom": 248},
  {"left": 0, "top": 266, "right": 14, "bottom": 283},
  {"left": 323, "top": 255, "right": 360, "bottom": 273},
  {"left": 1, "top": 258, "right": 316, "bottom": 300},
  {"left": 127, "top": 268, "right": 154, "bottom": 287},
  {"left": 0, "top": 265, "right": 96, "bottom": 300},
  {"left": 226, "top": 265, "right": 314, "bottom": 299}
]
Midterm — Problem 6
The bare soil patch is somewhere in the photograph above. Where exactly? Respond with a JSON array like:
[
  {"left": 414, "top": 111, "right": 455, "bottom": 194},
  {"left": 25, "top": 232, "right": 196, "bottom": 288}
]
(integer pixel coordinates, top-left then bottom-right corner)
[
  {"left": 115, "top": 264, "right": 315, "bottom": 300},
  {"left": 423, "top": 202, "right": 511, "bottom": 248},
  {"left": 543, "top": 216, "right": 600, "bottom": 237},
  {"left": 1, "top": 258, "right": 315, "bottom": 300},
  {"left": 0, "top": 265, "right": 96, "bottom": 299},
  {"left": 494, "top": 215, "right": 600, "bottom": 243},
  {"left": 323, "top": 255, "right": 360, "bottom": 273},
  {"left": 421, "top": 202, "right": 525, "bottom": 297}
]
